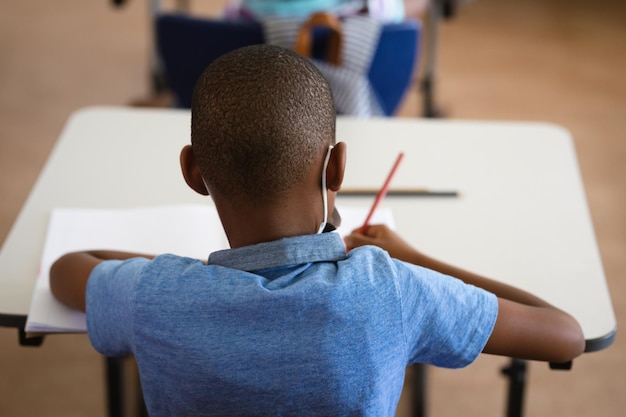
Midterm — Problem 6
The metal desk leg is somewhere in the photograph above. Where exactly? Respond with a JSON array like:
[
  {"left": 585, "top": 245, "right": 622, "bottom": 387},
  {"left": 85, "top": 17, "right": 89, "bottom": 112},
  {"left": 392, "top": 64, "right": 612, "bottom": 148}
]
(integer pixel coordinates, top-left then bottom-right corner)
[
  {"left": 421, "top": 0, "right": 442, "bottom": 118},
  {"left": 421, "top": 0, "right": 460, "bottom": 118},
  {"left": 106, "top": 356, "right": 127, "bottom": 417},
  {"left": 501, "top": 358, "right": 527, "bottom": 417},
  {"left": 412, "top": 363, "right": 428, "bottom": 417},
  {"left": 421, "top": 0, "right": 451, "bottom": 118},
  {"left": 106, "top": 355, "right": 149, "bottom": 417}
]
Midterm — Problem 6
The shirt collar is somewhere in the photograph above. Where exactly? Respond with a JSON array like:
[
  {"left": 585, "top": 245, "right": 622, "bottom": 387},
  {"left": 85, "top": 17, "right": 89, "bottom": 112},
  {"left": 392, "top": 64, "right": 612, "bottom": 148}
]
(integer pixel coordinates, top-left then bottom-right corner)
[{"left": 208, "top": 232, "right": 347, "bottom": 272}]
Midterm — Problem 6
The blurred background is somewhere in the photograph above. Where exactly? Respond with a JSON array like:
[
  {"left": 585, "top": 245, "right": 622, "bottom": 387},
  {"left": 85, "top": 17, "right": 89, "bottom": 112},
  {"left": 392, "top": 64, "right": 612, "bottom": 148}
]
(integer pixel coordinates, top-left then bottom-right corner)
[{"left": 1, "top": 0, "right": 624, "bottom": 416}]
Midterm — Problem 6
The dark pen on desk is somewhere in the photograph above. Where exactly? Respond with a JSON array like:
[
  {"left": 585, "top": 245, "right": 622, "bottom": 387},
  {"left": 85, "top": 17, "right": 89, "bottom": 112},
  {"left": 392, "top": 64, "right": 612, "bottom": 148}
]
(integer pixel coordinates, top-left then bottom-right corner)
[
  {"left": 357, "top": 152, "right": 405, "bottom": 234},
  {"left": 339, "top": 188, "right": 460, "bottom": 197}
]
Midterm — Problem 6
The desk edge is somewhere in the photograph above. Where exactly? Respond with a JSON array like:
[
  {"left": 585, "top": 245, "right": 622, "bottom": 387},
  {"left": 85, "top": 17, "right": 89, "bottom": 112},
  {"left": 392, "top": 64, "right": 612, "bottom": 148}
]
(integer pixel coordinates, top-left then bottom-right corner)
[
  {"left": 0, "top": 313, "right": 26, "bottom": 329},
  {"left": 584, "top": 328, "right": 616, "bottom": 352},
  {"left": 2, "top": 314, "right": 616, "bottom": 354}
]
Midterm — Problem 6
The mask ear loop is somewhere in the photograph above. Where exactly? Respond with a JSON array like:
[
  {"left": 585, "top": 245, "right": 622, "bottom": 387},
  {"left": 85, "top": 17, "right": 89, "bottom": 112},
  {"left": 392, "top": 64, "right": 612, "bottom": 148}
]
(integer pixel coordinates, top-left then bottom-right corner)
[{"left": 317, "top": 145, "right": 334, "bottom": 234}]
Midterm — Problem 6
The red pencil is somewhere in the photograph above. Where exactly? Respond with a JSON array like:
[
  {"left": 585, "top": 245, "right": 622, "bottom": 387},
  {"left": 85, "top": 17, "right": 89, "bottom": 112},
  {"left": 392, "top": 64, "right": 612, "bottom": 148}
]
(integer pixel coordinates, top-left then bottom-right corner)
[{"left": 358, "top": 152, "right": 404, "bottom": 234}]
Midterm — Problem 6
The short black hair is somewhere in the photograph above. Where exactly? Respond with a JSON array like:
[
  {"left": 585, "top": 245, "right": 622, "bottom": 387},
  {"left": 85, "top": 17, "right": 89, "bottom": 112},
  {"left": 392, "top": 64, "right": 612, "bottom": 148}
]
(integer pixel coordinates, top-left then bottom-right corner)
[{"left": 191, "top": 44, "right": 336, "bottom": 206}]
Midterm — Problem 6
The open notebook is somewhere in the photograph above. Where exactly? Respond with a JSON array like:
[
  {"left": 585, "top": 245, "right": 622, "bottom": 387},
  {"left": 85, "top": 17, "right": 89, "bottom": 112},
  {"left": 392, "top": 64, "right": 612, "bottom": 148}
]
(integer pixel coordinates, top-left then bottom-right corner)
[{"left": 25, "top": 204, "right": 395, "bottom": 334}]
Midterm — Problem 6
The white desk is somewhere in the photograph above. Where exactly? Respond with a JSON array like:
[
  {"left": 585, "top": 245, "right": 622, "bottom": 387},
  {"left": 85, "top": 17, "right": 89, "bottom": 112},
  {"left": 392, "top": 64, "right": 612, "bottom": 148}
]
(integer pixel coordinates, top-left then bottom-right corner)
[
  {"left": 0, "top": 106, "right": 616, "bottom": 350},
  {"left": 0, "top": 106, "right": 616, "bottom": 417}
]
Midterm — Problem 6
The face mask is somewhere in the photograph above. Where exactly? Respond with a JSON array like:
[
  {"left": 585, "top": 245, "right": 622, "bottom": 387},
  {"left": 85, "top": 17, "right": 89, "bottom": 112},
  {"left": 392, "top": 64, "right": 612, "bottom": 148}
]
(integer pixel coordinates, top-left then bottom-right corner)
[{"left": 317, "top": 145, "right": 334, "bottom": 234}]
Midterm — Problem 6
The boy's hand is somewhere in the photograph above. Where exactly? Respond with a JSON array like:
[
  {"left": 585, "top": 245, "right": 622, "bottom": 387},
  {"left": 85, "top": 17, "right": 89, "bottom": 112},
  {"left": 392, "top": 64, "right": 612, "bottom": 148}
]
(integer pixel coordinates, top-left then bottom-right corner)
[{"left": 344, "top": 224, "right": 419, "bottom": 263}]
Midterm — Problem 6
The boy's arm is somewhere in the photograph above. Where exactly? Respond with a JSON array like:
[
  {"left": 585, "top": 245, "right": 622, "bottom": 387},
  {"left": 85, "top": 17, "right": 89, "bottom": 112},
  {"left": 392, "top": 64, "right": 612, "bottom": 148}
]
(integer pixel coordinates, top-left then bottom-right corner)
[
  {"left": 344, "top": 225, "right": 586, "bottom": 363},
  {"left": 50, "top": 250, "right": 154, "bottom": 312}
]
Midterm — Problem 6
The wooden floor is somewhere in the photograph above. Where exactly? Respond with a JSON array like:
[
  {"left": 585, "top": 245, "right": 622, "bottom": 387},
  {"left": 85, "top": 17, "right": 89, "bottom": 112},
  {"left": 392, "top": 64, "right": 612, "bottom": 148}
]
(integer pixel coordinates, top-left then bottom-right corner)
[{"left": 1, "top": 0, "right": 624, "bottom": 416}]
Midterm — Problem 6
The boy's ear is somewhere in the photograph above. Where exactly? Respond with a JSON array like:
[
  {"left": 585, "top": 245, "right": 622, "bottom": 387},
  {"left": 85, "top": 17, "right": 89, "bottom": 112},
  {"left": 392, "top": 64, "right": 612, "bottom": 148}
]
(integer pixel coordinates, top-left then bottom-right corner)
[
  {"left": 326, "top": 142, "right": 346, "bottom": 192},
  {"left": 180, "top": 145, "right": 209, "bottom": 196}
]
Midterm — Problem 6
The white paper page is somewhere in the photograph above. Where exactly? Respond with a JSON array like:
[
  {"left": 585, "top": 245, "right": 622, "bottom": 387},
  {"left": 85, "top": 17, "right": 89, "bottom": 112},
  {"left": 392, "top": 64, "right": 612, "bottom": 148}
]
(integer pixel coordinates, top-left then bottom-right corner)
[
  {"left": 333, "top": 206, "right": 395, "bottom": 236},
  {"left": 26, "top": 205, "right": 394, "bottom": 334},
  {"left": 26, "top": 205, "right": 228, "bottom": 333}
]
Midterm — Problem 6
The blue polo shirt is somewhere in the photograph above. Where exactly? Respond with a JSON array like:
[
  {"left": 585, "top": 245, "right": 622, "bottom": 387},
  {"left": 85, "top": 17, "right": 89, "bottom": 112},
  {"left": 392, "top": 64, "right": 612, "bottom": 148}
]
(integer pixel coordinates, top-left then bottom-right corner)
[{"left": 87, "top": 232, "right": 497, "bottom": 417}]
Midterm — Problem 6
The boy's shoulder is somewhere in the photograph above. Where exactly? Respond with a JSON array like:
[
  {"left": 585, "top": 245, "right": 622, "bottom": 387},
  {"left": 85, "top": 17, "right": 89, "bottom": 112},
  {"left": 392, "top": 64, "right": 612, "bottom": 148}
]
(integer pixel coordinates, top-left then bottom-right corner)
[{"left": 344, "top": 244, "right": 416, "bottom": 277}]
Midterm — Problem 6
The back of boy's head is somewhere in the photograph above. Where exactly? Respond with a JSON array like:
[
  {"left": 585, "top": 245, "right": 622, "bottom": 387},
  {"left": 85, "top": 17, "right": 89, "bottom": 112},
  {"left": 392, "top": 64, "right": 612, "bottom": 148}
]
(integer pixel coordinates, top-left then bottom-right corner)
[{"left": 191, "top": 44, "right": 336, "bottom": 206}]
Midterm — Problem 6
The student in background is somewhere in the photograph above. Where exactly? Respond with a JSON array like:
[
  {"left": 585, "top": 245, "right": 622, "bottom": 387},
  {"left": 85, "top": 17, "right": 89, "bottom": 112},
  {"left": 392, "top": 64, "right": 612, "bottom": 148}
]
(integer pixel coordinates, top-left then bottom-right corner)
[
  {"left": 50, "top": 44, "right": 584, "bottom": 417},
  {"left": 225, "top": 0, "right": 429, "bottom": 22}
]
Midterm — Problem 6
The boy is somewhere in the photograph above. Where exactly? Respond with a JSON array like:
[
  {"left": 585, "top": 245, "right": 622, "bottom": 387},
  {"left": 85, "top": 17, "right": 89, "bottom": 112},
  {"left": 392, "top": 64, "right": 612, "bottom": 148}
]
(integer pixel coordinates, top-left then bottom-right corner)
[{"left": 50, "top": 45, "right": 584, "bottom": 416}]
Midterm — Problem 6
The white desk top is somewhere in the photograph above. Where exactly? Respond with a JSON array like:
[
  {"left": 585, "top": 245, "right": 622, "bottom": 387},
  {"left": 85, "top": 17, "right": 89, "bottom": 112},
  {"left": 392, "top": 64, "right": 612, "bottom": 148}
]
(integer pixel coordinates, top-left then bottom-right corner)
[{"left": 0, "top": 107, "right": 616, "bottom": 350}]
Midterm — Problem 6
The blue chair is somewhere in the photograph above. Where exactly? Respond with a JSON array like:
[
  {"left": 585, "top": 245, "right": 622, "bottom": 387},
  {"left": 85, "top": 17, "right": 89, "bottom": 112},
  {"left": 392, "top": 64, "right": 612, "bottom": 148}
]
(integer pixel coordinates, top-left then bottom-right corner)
[{"left": 156, "top": 13, "right": 420, "bottom": 116}]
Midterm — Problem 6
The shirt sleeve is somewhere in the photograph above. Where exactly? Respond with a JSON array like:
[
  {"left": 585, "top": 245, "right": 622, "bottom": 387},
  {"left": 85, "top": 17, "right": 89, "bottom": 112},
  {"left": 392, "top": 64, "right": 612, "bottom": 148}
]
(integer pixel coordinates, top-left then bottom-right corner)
[
  {"left": 396, "top": 260, "right": 498, "bottom": 368},
  {"left": 86, "top": 257, "right": 150, "bottom": 357}
]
